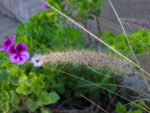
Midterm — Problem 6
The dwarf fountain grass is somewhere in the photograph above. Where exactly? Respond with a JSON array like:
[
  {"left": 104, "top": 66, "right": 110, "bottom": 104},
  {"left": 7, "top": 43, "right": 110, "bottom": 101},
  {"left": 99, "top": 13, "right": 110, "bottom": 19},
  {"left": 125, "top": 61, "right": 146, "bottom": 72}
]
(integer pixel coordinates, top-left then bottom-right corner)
[
  {"left": 31, "top": 50, "right": 134, "bottom": 74},
  {"left": 30, "top": 50, "right": 150, "bottom": 101},
  {"left": 40, "top": 0, "right": 150, "bottom": 78},
  {"left": 35, "top": 2, "right": 150, "bottom": 112}
]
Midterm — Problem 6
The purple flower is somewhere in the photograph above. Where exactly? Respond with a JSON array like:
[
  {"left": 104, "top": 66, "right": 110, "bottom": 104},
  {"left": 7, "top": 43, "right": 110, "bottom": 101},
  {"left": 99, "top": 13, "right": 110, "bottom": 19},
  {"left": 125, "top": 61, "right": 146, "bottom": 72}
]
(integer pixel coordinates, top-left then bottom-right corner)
[
  {"left": 10, "top": 52, "right": 30, "bottom": 65},
  {"left": 7, "top": 45, "right": 16, "bottom": 55},
  {"left": 0, "top": 35, "right": 16, "bottom": 51},
  {"left": 0, "top": 35, "right": 30, "bottom": 65},
  {"left": 43, "top": 2, "right": 49, "bottom": 9},
  {"left": 10, "top": 43, "right": 29, "bottom": 65},
  {"left": 15, "top": 42, "right": 27, "bottom": 54}
]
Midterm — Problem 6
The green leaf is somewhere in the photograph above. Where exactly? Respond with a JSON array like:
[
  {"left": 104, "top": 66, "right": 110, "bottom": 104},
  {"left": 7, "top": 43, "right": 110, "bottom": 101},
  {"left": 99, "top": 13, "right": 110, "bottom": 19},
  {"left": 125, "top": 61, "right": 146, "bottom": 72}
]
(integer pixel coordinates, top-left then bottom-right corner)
[
  {"left": 136, "top": 101, "right": 147, "bottom": 108},
  {"left": 16, "top": 82, "right": 31, "bottom": 95},
  {"left": 26, "top": 99, "right": 39, "bottom": 112},
  {"left": 48, "top": 92, "right": 60, "bottom": 104},
  {"left": 132, "top": 110, "right": 142, "bottom": 113},
  {"left": 30, "top": 74, "right": 45, "bottom": 95},
  {"left": 18, "top": 74, "right": 28, "bottom": 83},
  {"left": 41, "top": 108, "right": 52, "bottom": 113},
  {"left": 0, "top": 91, "right": 9, "bottom": 100},
  {"left": 37, "top": 91, "right": 60, "bottom": 106},
  {"left": 116, "top": 102, "right": 127, "bottom": 113}
]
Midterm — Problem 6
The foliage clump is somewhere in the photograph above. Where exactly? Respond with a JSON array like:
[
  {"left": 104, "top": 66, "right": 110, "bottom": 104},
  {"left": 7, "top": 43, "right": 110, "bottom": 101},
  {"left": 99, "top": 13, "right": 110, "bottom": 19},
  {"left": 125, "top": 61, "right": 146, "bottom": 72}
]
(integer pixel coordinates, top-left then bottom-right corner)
[{"left": 101, "top": 30, "right": 150, "bottom": 57}]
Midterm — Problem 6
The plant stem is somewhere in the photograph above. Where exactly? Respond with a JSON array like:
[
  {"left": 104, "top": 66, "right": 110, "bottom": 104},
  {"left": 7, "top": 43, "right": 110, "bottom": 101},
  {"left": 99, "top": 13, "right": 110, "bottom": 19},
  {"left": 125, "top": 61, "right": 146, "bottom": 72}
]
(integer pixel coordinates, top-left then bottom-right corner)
[
  {"left": 82, "top": 21, "right": 93, "bottom": 46},
  {"left": 96, "top": 18, "right": 101, "bottom": 33},
  {"left": 95, "top": 18, "right": 102, "bottom": 46}
]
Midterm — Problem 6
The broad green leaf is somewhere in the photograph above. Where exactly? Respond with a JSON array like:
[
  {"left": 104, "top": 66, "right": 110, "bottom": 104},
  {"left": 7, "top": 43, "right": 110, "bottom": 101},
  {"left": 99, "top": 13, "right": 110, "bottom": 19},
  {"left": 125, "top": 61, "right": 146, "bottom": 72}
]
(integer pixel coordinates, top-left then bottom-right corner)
[
  {"left": 26, "top": 99, "right": 39, "bottom": 112},
  {"left": 16, "top": 82, "right": 31, "bottom": 95},
  {"left": 37, "top": 91, "right": 60, "bottom": 106}
]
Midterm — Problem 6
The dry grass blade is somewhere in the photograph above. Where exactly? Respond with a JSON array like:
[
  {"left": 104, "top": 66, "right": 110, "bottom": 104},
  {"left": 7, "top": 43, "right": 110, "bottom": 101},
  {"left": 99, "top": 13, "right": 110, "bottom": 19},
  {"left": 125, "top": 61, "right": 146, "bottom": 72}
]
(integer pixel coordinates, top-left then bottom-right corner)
[{"left": 107, "top": 0, "right": 138, "bottom": 63}]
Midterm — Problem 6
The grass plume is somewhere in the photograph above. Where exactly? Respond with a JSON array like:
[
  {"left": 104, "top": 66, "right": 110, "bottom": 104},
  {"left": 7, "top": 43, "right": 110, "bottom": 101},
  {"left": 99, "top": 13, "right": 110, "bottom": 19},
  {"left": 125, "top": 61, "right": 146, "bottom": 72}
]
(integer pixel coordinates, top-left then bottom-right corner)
[
  {"left": 31, "top": 50, "right": 134, "bottom": 74},
  {"left": 121, "top": 18, "right": 150, "bottom": 30}
]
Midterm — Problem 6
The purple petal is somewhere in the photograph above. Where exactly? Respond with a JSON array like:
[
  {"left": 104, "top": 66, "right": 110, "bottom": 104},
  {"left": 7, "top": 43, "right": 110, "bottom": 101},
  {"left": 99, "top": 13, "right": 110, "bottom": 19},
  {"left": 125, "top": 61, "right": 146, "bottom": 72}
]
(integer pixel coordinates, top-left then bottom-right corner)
[
  {"left": 0, "top": 35, "right": 16, "bottom": 51},
  {"left": 10, "top": 54, "right": 19, "bottom": 63},
  {"left": 2, "top": 38, "right": 14, "bottom": 50},
  {"left": 7, "top": 45, "right": 16, "bottom": 55},
  {"left": 17, "top": 55, "right": 28, "bottom": 65},
  {"left": 10, "top": 52, "right": 30, "bottom": 65},
  {"left": 43, "top": 3, "right": 49, "bottom": 9},
  {"left": 22, "top": 52, "right": 30, "bottom": 60},
  {"left": 11, "top": 35, "right": 16, "bottom": 40},
  {"left": 15, "top": 42, "right": 27, "bottom": 53}
]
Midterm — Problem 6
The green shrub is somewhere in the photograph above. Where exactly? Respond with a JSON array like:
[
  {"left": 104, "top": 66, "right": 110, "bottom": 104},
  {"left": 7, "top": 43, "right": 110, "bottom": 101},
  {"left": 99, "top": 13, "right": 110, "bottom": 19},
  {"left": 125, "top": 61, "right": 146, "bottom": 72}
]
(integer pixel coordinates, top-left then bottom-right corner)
[
  {"left": 47, "top": 0, "right": 103, "bottom": 22},
  {"left": 16, "top": 10, "right": 87, "bottom": 55},
  {"left": 101, "top": 30, "right": 150, "bottom": 57}
]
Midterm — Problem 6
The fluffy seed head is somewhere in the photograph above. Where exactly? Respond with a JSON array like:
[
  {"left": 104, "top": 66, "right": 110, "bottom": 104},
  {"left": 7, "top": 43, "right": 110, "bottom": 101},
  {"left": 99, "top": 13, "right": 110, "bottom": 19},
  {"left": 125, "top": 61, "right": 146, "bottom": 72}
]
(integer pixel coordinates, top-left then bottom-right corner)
[
  {"left": 31, "top": 50, "right": 134, "bottom": 74},
  {"left": 121, "top": 18, "right": 150, "bottom": 30}
]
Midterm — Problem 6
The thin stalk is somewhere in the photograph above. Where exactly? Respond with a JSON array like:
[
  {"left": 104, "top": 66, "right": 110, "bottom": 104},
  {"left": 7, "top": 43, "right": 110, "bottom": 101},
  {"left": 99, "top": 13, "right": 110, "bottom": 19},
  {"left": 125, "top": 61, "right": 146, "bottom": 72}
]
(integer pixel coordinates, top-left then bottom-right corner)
[
  {"left": 95, "top": 17, "right": 102, "bottom": 46},
  {"left": 96, "top": 18, "right": 101, "bottom": 33}
]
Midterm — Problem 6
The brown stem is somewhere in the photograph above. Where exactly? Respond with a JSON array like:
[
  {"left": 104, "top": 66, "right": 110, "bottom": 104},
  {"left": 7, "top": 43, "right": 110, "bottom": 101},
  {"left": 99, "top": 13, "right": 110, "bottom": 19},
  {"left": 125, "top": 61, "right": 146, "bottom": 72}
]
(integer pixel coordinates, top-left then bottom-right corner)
[
  {"left": 106, "top": 89, "right": 120, "bottom": 111},
  {"left": 21, "top": 96, "right": 33, "bottom": 113},
  {"left": 96, "top": 18, "right": 101, "bottom": 33},
  {"left": 82, "top": 21, "right": 93, "bottom": 46},
  {"left": 95, "top": 18, "right": 101, "bottom": 46}
]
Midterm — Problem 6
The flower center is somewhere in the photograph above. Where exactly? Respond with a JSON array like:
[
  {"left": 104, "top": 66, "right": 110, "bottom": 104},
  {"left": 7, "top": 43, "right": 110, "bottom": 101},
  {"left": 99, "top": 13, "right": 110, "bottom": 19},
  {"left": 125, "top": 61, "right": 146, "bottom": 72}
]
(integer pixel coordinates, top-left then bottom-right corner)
[
  {"left": 17, "top": 46, "right": 23, "bottom": 51},
  {"left": 20, "top": 57, "right": 23, "bottom": 61},
  {"left": 14, "top": 56, "right": 18, "bottom": 59},
  {"left": 5, "top": 41, "right": 11, "bottom": 45},
  {"left": 10, "top": 47, "right": 16, "bottom": 53},
  {"left": 35, "top": 59, "right": 40, "bottom": 63},
  {"left": 11, "top": 49, "right": 16, "bottom": 53}
]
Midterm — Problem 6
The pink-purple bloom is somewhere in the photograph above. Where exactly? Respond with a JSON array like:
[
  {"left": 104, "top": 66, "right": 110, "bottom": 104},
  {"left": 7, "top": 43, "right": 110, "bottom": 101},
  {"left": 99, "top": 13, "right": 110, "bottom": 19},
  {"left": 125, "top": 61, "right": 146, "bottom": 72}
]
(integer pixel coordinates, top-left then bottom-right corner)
[
  {"left": 15, "top": 42, "right": 27, "bottom": 54},
  {"left": 43, "top": 2, "right": 49, "bottom": 9},
  {"left": 0, "top": 35, "right": 16, "bottom": 51},
  {"left": 7, "top": 45, "right": 16, "bottom": 55},
  {"left": 10, "top": 52, "right": 30, "bottom": 65},
  {"left": 0, "top": 35, "right": 30, "bottom": 65}
]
